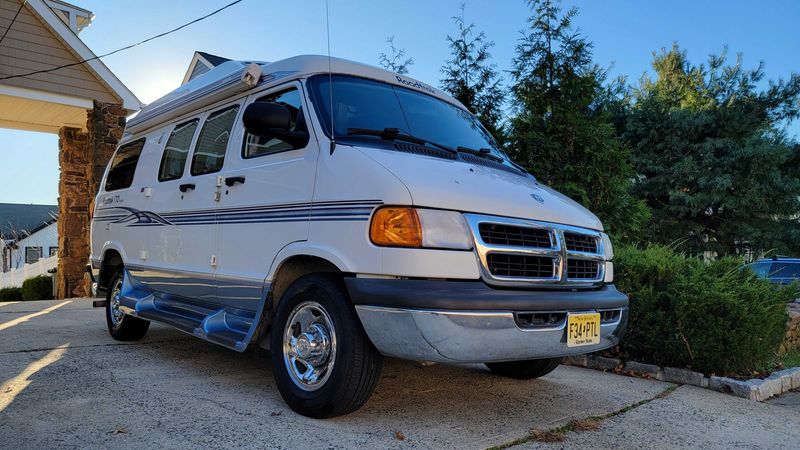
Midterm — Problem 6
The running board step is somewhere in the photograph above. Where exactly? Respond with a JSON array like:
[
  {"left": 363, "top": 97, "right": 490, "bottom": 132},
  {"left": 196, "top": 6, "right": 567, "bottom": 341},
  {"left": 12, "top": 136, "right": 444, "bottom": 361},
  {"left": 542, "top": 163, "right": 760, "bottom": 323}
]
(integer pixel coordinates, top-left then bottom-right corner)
[{"left": 118, "top": 271, "right": 256, "bottom": 351}]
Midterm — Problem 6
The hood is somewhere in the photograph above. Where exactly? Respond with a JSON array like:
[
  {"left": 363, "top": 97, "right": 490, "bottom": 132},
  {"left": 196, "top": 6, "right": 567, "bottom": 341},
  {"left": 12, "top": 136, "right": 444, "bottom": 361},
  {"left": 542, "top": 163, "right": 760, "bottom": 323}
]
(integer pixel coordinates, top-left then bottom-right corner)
[{"left": 358, "top": 147, "right": 604, "bottom": 231}]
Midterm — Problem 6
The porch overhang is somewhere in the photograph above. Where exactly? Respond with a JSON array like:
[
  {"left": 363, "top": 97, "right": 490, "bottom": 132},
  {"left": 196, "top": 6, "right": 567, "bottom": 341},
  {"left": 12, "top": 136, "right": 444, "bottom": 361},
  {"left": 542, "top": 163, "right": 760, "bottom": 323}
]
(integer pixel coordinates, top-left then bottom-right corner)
[{"left": 0, "top": 84, "right": 93, "bottom": 133}]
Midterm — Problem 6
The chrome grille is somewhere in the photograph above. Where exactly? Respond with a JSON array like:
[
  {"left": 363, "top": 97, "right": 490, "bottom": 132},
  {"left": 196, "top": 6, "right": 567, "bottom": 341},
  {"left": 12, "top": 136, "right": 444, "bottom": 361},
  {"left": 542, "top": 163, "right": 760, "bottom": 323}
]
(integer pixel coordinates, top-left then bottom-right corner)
[
  {"left": 479, "top": 223, "right": 552, "bottom": 248},
  {"left": 466, "top": 213, "right": 606, "bottom": 287},
  {"left": 564, "top": 232, "right": 598, "bottom": 253},
  {"left": 486, "top": 254, "right": 555, "bottom": 278},
  {"left": 567, "top": 259, "right": 600, "bottom": 279}
]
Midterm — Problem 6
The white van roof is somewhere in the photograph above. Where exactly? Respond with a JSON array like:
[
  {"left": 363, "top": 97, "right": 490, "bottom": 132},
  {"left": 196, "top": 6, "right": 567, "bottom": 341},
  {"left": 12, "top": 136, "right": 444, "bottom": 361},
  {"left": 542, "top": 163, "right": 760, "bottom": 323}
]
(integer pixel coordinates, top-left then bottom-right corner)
[{"left": 126, "top": 55, "right": 464, "bottom": 135}]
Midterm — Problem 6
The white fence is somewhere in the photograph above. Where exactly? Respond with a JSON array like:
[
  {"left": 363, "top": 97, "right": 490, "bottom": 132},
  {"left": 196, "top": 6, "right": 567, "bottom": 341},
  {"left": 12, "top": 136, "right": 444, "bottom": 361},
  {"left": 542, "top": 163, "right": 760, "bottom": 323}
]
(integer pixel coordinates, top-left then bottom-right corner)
[{"left": 0, "top": 255, "right": 57, "bottom": 288}]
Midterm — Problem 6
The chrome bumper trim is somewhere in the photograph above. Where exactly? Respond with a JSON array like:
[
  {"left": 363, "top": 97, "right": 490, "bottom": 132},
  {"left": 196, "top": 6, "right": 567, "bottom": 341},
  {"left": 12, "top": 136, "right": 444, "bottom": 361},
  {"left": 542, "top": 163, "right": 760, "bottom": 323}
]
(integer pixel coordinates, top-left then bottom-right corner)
[{"left": 355, "top": 305, "right": 627, "bottom": 363}]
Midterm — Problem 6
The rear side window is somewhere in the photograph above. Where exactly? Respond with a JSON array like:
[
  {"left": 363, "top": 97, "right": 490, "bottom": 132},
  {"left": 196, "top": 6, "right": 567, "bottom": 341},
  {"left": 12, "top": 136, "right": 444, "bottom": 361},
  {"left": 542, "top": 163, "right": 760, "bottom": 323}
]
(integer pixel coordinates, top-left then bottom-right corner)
[
  {"left": 243, "top": 89, "right": 307, "bottom": 158},
  {"left": 158, "top": 119, "right": 199, "bottom": 181},
  {"left": 105, "top": 139, "right": 145, "bottom": 191},
  {"left": 191, "top": 106, "right": 239, "bottom": 175}
]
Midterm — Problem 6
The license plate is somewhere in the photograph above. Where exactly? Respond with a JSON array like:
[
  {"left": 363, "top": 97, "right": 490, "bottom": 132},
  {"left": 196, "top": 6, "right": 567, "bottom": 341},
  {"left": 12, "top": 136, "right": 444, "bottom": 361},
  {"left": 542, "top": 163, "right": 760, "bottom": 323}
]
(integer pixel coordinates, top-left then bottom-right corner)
[{"left": 567, "top": 313, "right": 601, "bottom": 347}]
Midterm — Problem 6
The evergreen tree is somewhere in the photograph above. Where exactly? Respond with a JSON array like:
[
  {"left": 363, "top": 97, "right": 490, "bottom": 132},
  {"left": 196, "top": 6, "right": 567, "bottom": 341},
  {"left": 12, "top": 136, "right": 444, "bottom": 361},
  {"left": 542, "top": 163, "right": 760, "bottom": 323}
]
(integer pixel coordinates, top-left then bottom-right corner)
[
  {"left": 440, "top": 3, "right": 506, "bottom": 142},
  {"left": 508, "top": 0, "right": 648, "bottom": 241},
  {"left": 625, "top": 44, "right": 800, "bottom": 256},
  {"left": 378, "top": 35, "right": 413, "bottom": 75}
]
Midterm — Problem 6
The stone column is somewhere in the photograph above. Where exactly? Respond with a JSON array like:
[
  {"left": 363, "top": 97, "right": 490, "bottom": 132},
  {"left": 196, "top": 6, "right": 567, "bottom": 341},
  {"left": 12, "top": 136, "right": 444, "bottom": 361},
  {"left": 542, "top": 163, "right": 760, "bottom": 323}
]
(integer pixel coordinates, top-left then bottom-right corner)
[
  {"left": 56, "top": 127, "right": 90, "bottom": 299},
  {"left": 87, "top": 101, "right": 126, "bottom": 196},
  {"left": 56, "top": 101, "right": 126, "bottom": 299}
]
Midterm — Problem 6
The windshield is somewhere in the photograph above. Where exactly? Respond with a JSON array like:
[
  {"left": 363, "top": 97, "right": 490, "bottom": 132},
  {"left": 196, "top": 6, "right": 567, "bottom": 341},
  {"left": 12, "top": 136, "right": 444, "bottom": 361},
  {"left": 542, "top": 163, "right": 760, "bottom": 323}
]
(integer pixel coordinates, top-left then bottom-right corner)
[{"left": 307, "top": 74, "right": 507, "bottom": 160}]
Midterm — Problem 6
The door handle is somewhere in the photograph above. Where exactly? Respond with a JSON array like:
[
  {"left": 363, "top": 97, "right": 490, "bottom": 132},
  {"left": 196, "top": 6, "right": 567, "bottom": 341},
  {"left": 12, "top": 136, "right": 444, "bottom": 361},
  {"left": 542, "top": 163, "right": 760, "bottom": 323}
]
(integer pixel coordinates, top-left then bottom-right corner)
[
  {"left": 224, "top": 176, "right": 246, "bottom": 187},
  {"left": 179, "top": 183, "right": 196, "bottom": 192}
]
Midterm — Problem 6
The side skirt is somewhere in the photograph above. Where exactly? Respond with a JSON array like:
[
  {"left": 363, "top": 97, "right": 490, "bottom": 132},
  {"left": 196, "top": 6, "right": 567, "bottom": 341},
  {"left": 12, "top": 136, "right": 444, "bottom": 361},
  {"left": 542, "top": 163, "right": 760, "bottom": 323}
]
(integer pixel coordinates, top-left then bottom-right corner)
[{"left": 117, "top": 269, "right": 269, "bottom": 352}]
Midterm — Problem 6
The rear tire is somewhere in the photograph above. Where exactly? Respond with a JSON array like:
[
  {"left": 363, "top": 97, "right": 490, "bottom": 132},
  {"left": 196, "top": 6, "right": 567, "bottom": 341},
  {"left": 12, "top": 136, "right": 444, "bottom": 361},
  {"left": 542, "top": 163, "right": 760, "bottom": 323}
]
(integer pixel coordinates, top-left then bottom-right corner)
[
  {"left": 105, "top": 271, "right": 150, "bottom": 341},
  {"left": 270, "top": 274, "right": 383, "bottom": 418},
  {"left": 485, "top": 357, "right": 562, "bottom": 379}
]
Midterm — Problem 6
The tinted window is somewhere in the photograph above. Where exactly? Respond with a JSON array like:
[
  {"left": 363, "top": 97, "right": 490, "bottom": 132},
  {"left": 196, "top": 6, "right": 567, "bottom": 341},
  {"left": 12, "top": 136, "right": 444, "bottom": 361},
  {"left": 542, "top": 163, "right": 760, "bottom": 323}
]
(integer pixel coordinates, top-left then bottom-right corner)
[
  {"left": 771, "top": 262, "right": 800, "bottom": 279},
  {"left": 158, "top": 119, "right": 199, "bottom": 181},
  {"left": 105, "top": 139, "right": 145, "bottom": 191},
  {"left": 243, "top": 89, "right": 306, "bottom": 158},
  {"left": 191, "top": 106, "right": 239, "bottom": 175},
  {"left": 307, "top": 75, "right": 507, "bottom": 161}
]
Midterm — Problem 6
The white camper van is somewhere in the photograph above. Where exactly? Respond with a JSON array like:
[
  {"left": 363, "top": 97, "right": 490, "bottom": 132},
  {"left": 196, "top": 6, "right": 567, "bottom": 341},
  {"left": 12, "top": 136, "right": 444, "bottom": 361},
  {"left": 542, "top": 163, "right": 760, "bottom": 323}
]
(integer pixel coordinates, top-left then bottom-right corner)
[{"left": 89, "top": 55, "right": 628, "bottom": 418}]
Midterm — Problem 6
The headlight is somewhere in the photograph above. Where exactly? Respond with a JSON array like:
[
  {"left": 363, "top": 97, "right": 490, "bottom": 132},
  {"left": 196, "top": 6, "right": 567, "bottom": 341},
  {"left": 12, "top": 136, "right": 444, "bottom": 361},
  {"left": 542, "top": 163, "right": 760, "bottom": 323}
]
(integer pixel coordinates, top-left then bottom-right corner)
[
  {"left": 369, "top": 207, "right": 472, "bottom": 250},
  {"left": 601, "top": 232, "right": 614, "bottom": 260}
]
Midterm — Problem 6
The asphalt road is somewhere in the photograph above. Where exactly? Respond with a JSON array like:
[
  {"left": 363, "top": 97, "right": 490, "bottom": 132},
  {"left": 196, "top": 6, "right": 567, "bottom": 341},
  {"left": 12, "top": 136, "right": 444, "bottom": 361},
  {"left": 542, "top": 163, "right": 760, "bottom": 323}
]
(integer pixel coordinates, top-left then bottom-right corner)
[{"left": 0, "top": 300, "right": 798, "bottom": 449}]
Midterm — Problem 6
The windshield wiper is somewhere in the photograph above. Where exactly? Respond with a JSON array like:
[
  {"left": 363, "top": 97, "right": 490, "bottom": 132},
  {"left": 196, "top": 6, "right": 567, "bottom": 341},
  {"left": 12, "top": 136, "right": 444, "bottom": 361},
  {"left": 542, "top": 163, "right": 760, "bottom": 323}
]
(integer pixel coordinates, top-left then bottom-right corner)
[
  {"left": 455, "top": 146, "right": 504, "bottom": 162},
  {"left": 346, "top": 128, "right": 457, "bottom": 154}
]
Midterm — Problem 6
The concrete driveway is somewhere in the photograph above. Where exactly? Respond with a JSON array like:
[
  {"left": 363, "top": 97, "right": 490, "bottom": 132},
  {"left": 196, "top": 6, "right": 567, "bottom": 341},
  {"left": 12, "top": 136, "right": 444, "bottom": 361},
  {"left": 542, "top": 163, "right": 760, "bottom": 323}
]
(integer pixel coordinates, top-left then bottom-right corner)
[{"left": 0, "top": 300, "right": 798, "bottom": 449}]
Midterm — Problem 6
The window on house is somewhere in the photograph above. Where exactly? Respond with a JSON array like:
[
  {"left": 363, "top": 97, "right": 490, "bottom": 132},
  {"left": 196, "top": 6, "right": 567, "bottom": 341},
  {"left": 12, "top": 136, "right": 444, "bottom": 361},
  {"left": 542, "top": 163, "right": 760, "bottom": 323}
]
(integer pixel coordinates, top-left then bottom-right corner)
[
  {"left": 191, "top": 105, "right": 240, "bottom": 175},
  {"left": 49, "top": 247, "right": 58, "bottom": 257},
  {"left": 243, "top": 89, "right": 307, "bottom": 158},
  {"left": 25, "top": 247, "right": 42, "bottom": 264},
  {"left": 159, "top": 119, "right": 199, "bottom": 181},
  {"left": 105, "top": 139, "right": 146, "bottom": 191}
]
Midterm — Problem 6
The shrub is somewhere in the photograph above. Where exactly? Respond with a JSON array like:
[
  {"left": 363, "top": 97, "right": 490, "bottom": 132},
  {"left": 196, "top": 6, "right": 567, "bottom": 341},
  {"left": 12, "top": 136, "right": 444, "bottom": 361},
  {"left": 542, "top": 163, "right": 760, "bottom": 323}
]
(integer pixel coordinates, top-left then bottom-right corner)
[
  {"left": 21, "top": 275, "right": 54, "bottom": 301},
  {"left": 614, "top": 244, "right": 793, "bottom": 376},
  {"left": 0, "top": 287, "right": 23, "bottom": 301}
]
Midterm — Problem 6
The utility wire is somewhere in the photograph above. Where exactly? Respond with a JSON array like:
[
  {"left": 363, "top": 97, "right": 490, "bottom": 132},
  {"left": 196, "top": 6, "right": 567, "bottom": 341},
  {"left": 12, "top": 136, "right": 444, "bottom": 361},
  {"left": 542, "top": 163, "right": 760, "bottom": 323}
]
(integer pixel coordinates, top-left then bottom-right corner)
[
  {"left": 0, "top": 0, "right": 244, "bottom": 81},
  {"left": 0, "top": 0, "right": 27, "bottom": 47}
]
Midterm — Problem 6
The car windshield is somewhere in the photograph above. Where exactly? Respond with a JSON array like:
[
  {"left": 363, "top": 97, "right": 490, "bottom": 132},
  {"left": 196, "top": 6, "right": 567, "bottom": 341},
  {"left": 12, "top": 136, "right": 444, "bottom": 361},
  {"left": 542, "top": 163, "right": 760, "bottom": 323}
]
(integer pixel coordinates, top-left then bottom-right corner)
[{"left": 307, "top": 74, "right": 508, "bottom": 161}]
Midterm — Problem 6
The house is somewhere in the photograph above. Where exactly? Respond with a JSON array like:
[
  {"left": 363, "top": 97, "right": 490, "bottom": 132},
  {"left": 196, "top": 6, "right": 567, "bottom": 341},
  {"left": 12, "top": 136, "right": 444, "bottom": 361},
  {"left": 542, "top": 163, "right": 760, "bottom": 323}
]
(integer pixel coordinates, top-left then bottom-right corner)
[
  {"left": 0, "top": 203, "right": 58, "bottom": 272},
  {"left": 182, "top": 51, "right": 231, "bottom": 85},
  {"left": 1, "top": 0, "right": 141, "bottom": 297}
]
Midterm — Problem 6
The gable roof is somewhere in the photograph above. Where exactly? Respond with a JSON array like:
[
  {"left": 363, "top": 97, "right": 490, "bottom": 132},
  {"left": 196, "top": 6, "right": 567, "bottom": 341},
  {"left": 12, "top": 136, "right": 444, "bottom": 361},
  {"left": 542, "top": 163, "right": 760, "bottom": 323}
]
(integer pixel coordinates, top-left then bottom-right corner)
[
  {"left": 181, "top": 51, "right": 232, "bottom": 85},
  {"left": 0, "top": 203, "right": 58, "bottom": 240},
  {"left": 17, "top": 0, "right": 141, "bottom": 111}
]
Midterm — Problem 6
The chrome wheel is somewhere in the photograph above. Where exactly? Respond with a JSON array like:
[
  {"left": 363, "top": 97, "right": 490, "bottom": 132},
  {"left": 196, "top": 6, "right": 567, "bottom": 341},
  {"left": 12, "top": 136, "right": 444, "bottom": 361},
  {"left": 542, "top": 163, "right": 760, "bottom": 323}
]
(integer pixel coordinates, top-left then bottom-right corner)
[
  {"left": 283, "top": 301, "right": 336, "bottom": 391},
  {"left": 109, "top": 279, "right": 124, "bottom": 328}
]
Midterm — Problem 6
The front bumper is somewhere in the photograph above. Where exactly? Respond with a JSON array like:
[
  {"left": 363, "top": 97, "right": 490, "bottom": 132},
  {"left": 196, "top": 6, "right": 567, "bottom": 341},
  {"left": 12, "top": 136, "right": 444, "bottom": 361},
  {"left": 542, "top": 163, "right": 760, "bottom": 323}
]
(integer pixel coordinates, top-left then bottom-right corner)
[{"left": 345, "top": 278, "right": 628, "bottom": 363}]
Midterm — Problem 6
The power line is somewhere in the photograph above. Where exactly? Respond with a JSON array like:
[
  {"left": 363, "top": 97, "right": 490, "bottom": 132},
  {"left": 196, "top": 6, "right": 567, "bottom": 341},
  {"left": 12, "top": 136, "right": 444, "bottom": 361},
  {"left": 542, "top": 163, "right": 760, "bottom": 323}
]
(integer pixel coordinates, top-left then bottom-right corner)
[
  {"left": 0, "top": 0, "right": 244, "bottom": 81},
  {"left": 0, "top": 0, "right": 27, "bottom": 48}
]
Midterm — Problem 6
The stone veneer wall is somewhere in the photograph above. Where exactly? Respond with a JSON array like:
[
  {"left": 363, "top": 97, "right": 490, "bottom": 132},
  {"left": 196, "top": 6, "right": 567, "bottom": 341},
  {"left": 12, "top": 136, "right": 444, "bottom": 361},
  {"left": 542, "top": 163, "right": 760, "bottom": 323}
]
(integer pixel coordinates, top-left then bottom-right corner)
[
  {"left": 56, "top": 101, "right": 125, "bottom": 298},
  {"left": 780, "top": 302, "right": 800, "bottom": 355}
]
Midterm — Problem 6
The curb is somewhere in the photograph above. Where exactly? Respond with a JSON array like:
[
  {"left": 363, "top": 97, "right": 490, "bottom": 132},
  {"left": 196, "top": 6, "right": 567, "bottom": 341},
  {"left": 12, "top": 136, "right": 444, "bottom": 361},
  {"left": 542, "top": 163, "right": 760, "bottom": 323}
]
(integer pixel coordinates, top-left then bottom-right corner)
[{"left": 563, "top": 355, "right": 800, "bottom": 402}]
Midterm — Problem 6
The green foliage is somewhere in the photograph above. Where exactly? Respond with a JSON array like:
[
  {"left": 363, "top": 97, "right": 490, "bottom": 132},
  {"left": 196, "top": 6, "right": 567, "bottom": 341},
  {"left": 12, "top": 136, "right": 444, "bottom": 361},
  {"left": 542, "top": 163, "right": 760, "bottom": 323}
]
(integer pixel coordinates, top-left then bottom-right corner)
[
  {"left": 0, "top": 287, "right": 22, "bottom": 301},
  {"left": 783, "top": 350, "right": 800, "bottom": 369},
  {"left": 21, "top": 275, "right": 53, "bottom": 301},
  {"left": 378, "top": 35, "right": 413, "bottom": 75},
  {"left": 508, "top": 0, "right": 649, "bottom": 242},
  {"left": 440, "top": 3, "right": 506, "bottom": 143},
  {"left": 624, "top": 44, "right": 800, "bottom": 256},
  {"left": 615, "top": 244, "right": 793, "bottom": 376}
]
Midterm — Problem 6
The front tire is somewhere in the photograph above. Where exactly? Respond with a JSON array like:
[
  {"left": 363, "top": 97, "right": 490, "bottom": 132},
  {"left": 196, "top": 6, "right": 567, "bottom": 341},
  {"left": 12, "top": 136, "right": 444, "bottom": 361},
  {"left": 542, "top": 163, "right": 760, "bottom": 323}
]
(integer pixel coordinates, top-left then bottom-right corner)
[
  {"left": 105, "top": 271, "right": 150, "bottom": 341},
  {"left": 270, "top": 274, "right": 383, "bottom": 418},
  {"left": 485, "top": 357, "right": 562, "bottom": 379}
]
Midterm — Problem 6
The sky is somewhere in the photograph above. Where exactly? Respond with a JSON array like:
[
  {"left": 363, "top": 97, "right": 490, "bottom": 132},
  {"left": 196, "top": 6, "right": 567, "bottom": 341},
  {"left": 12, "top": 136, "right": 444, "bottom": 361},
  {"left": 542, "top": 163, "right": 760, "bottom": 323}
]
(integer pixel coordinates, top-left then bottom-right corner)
[{"left": 2, "top": 0, "right": 798, "bottom": 205}]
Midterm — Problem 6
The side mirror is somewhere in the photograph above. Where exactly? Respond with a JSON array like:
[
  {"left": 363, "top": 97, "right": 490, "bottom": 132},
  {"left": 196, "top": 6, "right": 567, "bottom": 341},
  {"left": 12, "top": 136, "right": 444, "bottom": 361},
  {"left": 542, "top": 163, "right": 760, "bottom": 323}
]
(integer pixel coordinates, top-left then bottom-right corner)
[{"left": 242, "top": 102, "right": 309, "bottom": 148}]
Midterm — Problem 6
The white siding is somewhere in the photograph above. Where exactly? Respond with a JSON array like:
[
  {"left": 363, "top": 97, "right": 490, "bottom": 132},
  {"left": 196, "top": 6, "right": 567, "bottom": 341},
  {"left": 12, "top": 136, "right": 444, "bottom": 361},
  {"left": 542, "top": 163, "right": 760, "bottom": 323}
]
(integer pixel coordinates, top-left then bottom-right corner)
[{"left": 8, "top": 222, "right": 58, "bottom": 270}]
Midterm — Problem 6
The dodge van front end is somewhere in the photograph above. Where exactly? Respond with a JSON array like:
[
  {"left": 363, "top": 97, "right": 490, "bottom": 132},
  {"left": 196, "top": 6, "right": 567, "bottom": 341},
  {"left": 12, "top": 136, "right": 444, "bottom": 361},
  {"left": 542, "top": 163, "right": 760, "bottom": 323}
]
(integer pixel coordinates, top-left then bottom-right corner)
[{"left": 348, "top": 211, "right": 628, "bottom": 363}]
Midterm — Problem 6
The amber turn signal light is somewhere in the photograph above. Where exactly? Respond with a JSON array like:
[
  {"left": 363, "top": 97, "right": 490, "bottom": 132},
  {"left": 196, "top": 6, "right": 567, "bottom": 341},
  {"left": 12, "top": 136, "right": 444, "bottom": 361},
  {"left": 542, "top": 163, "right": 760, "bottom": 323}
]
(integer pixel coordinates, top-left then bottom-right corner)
[{"left": 369, "top": 207, "right": 422, "bottom": 247}]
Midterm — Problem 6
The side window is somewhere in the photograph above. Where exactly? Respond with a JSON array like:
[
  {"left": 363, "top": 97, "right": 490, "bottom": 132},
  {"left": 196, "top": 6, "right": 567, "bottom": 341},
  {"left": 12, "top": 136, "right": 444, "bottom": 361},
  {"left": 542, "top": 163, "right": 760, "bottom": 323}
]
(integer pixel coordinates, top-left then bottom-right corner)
[
  {"left": 158, "top": 119, "right": 199, "bottom": 181},
  {"left": 243, "top": 88, "right": 307, "bottom": 158},
  {"left": 105, "top": 139, "right": 145, "bottom": 191},
  {"left": 191, "top": 105, "right": 240, "bottom": 175},
  {"left": 771, "top": 262, "right": 800, "bottom": 279}
]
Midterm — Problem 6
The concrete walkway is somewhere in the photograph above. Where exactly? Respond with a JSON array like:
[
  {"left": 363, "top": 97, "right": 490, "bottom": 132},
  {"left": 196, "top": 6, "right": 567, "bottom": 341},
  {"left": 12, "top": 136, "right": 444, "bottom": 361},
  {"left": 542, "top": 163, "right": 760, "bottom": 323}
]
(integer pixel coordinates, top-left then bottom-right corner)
[{"left": 0, "top": 300, "right": 797, "bottom": 449}]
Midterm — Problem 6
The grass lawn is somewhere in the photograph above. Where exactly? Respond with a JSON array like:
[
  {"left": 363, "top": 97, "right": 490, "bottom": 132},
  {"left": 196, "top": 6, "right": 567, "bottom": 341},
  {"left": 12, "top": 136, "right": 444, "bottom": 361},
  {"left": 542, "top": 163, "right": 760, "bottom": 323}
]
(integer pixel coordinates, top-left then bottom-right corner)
[{"left": 782, "top": 350, "right": 800, "bottom": 368}]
